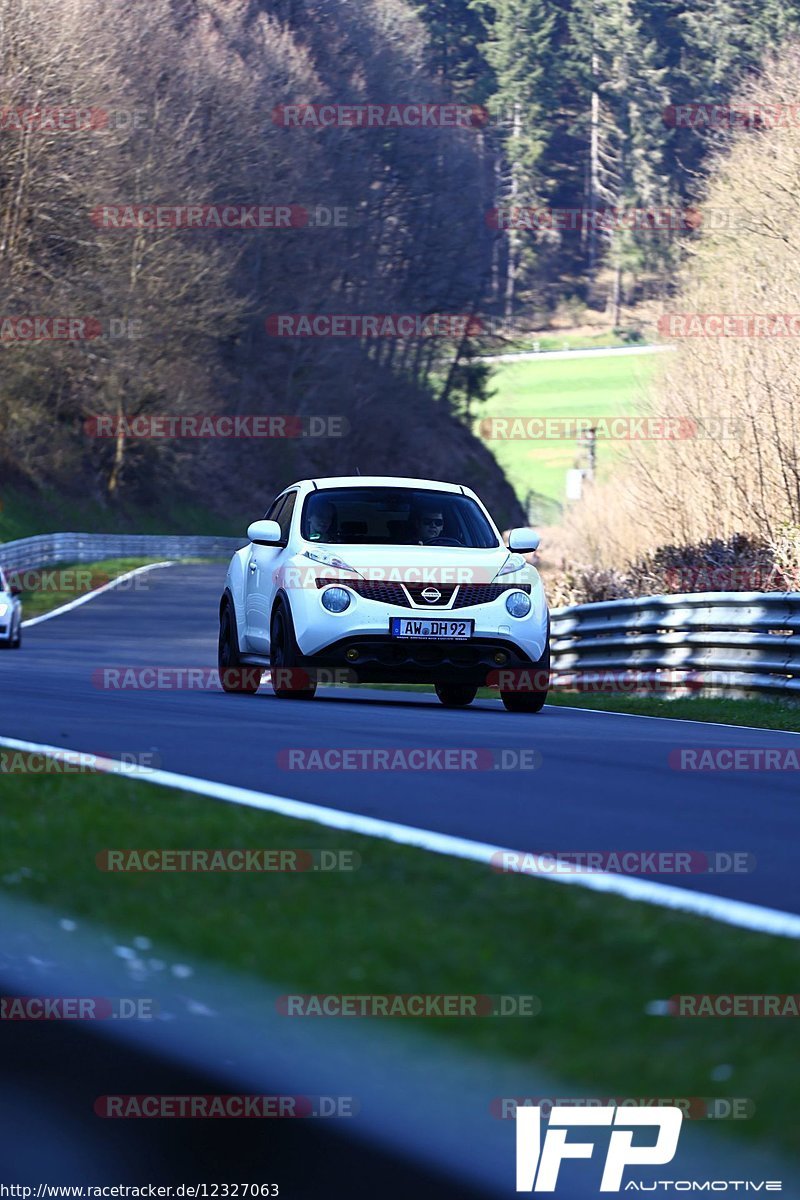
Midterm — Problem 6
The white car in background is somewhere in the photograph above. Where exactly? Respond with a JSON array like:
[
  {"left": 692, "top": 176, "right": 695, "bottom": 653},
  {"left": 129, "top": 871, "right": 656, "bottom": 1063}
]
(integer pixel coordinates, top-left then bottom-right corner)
[
  {"left": 218, "top": 476, "right": 549, "bottom": 711},
  {"left": 0, "top": 569, "right": 22, "bottom": 649}
]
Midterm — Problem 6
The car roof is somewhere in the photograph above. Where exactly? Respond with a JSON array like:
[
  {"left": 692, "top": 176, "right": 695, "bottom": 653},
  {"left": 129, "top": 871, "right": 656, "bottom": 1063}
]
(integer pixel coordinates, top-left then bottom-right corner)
[{"left": 293, "top": 476, "right": 465, "bottom": 493}]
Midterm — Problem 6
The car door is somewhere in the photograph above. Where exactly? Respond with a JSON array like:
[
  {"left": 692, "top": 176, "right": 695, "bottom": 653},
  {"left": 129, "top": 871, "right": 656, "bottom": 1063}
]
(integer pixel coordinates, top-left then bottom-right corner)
[{"left": 244, "top": 491, "right": 297, "bottom": 653}]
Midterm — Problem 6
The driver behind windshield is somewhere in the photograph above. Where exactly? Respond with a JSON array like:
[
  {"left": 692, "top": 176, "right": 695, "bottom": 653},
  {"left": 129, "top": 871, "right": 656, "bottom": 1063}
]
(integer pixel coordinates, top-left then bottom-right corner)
[
  {"left": 413, "top": 507, "right": 445, "bottom": 544},
  {"left": 307, "top": 500, "right": 336, "bottom": 542}
]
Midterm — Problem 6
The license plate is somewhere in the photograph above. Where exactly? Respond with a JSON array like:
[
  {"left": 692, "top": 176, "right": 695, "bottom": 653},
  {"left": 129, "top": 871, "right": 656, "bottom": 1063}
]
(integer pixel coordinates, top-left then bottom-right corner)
[{"left": 390, "top": 617, "right": 474, "bottom": 640}]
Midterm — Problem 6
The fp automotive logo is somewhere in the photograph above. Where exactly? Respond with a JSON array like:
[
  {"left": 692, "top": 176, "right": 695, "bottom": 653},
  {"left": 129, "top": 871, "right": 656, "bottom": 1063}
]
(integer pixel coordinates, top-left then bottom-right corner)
[{"left": 515, "top": 1105, "right": 683, "bottom": 1192}]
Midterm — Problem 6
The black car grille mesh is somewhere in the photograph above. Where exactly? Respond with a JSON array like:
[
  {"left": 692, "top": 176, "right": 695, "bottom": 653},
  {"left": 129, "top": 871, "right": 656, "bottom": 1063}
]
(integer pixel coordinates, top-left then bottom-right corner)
[
  {"left": 316, "top": 578, "right": 411, "bottom": 607},
  {"left": 315, "top": 579, "right": 531, "bottom": 608},
  {"left": 451, "top": 583, "right": 531, "bottom": 608}
]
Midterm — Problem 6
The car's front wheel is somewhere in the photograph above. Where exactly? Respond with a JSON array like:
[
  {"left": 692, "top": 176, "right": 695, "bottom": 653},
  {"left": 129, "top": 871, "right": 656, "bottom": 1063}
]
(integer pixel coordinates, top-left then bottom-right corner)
[
  {"left": 501, "top": 628, "right": 549, "bottom": 714},
  {"left": 435, "top": 683, "right": 477, "bottom": 708},
  {"left": 10, "top": 617, "right": 21, "bottom": 649},
  {"left": 218, "top": 601, "right": 261, "bottom": 694},
  {"left": 270, "top": 604, "right": 317, "bottom": 700}
]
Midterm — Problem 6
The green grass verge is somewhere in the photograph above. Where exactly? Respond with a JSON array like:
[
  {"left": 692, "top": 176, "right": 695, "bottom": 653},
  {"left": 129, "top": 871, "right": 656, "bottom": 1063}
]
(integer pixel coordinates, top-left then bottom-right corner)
[
  {"left": 476, "top": 350, "right": 664, "bottom": 505},
  {"left": 16, "top": 558, "right": 163, "bottom": 619},
  {"left": 368, "top": 685, "right": 800, "bottom": 732},
  {"left": 545, "top": 691, "right": 800, "bottom": 732},
  {"left": 0, "top": 773, "right": 796, "bottom": 1155}
]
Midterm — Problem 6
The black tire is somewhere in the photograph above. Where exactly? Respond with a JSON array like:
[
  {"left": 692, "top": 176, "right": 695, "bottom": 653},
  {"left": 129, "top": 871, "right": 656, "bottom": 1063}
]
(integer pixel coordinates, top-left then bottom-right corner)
[
  {"left": 501, "top": 628, "right": 550, "bottom": 713},
  {"left": 270, "top": 604, "right": 317, "bottom": 699},
  {"left": 218, "top": 601, "right": 261, "bottom": 694},
  {"left": 10, "top": 618, "right": 20, "bottom": 649},
  {"left": 434, "top": 683, "right": 477, "bottom": 708}
]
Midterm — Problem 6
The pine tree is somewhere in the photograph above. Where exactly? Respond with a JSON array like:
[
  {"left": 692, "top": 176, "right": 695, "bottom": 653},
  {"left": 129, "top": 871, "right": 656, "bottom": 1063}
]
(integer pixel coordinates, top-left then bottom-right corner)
[
  {"left": 411, "top": 0, "right": 492, "bottom": 101},
  {"left": 566, "top": 0, "right": 672, "bottom": 316},
  {"left": 474, "top": 0, "right": 558, "bottom": 317}
]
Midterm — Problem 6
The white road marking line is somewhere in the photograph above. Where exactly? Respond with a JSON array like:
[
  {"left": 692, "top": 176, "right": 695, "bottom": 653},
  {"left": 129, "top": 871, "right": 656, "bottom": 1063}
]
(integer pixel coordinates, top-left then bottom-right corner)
[
  {"left": 21, "top": 562, "right": 175, "bottom": 627},
  {"left": 548, "top": 703, "right": 800, "bottom": 736},
  {"left": 0, "top": 732, "right": 798, "bottom": 940}
]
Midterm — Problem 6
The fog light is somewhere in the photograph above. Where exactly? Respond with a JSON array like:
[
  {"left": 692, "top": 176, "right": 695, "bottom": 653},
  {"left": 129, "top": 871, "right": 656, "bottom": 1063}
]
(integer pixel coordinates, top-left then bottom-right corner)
[
  {"left": 493, "top": 650, "right": 508, "bottom": 665},
  {"left": 321, "top": 587, "right": 351, "bottom": 613},
  {"left": 505, "top": 590, "right": 532, "bottom": 618},
  {"left": 346, "top": 647, "right": 359, "bottom": 661}
]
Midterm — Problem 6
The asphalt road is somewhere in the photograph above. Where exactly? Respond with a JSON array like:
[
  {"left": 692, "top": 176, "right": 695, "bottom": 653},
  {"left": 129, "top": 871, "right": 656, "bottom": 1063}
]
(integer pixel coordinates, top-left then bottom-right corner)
[{"left": 1, "top": 561, "right": 798, "bottom": 913}]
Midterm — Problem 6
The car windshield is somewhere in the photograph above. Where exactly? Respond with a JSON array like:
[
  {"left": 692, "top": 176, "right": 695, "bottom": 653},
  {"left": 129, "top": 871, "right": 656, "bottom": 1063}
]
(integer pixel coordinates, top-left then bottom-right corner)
[{"left": 301, "top": 487, "right": 499, "bottom": 548}]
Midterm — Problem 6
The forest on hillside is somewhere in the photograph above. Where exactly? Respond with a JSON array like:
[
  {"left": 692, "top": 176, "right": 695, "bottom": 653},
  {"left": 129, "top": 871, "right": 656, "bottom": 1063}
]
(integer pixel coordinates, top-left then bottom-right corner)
[{"left": 0, "top": 0, "right": 796, "bottom": 523}]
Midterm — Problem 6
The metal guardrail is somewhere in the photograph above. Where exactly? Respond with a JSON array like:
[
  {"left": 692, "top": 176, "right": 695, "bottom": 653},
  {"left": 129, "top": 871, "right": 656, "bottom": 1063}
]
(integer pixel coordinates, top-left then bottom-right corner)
[
  {"left": 0, "top": 531, "right": 246, "bottom": 572},
  {"left": 550, "top": 591, "right": 800, "bottom": 696}
]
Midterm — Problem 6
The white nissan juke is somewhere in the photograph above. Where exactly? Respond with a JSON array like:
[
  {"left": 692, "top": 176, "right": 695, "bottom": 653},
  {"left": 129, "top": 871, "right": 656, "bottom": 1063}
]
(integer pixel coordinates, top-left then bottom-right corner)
[{"left": 218, "top": 476, "right": 549, "bottom": 711}]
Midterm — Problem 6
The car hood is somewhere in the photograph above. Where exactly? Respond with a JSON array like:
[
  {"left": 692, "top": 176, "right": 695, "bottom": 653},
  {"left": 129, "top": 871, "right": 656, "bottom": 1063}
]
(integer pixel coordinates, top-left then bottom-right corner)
[{"left": 300, "top": 543, "right": 526, "bottom": 587}]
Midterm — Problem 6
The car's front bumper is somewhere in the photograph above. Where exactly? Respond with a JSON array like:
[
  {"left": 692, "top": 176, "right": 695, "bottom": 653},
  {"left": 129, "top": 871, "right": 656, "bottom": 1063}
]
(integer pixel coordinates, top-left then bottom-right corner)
[
  {"left": 284, "top": 583, "right": 549, "bottom": 684},
  {"left": 293, "top": 632, "right": 542, "bottom": 685}
]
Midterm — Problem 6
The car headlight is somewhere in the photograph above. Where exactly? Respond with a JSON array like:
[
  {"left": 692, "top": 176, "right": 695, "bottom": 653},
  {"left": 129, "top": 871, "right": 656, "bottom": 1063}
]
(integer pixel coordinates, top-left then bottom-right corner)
[
  {"left": 505, "top": 590, "right": 532, "bottom": 618},
  {"left": 321, "top": 587, "right": 352, "bottom": 613},
  {"left": 303, "top": 549, "right": 363, "bottom": 577},
  {"left": 0, "top": 602, "right": 9, "bottom": 617},
  {"left": 495, "top": 553, "right": 527, "bottom": 578}
]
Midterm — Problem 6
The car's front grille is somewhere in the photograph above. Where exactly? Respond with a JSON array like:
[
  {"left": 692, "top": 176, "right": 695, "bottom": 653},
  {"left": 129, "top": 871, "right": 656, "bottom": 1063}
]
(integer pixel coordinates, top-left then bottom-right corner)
[
  {"left": 316, "top": 578, "right": 411, "bottom": 607},
  {"left": 315, "top": 578, "right": 532, "bottom": 608},
  {"left": 452, "top": 583, "right": 531, "bottom": 608}
]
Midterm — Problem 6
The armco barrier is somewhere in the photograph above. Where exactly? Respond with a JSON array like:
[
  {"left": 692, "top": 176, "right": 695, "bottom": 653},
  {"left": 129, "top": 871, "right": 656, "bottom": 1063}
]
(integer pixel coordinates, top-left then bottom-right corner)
[
  {"left": 0, "top": 532, "right": 246, "bottom": 572},
  {"left": 551, "top": 591, "right": 800, "bottom": 696}
]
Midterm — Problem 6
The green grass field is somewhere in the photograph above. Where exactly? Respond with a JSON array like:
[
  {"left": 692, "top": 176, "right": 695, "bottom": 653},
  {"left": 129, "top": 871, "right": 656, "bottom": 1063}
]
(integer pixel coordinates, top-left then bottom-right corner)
[
  {"left": 476, "top": 350, "right": 665, "bottom": 508},
  {"left": 0, "top": 772, "right": 797, "bottom": 1155}
]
